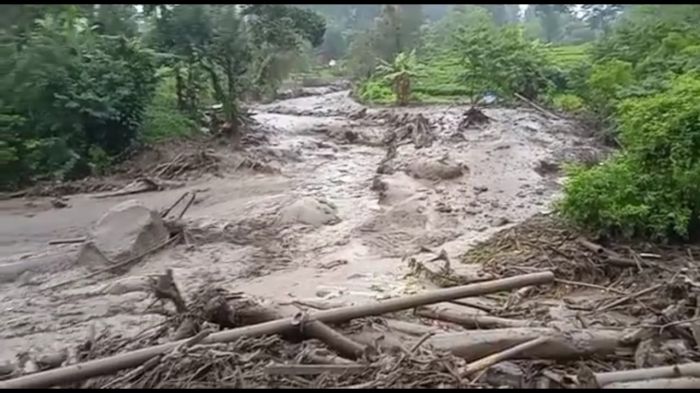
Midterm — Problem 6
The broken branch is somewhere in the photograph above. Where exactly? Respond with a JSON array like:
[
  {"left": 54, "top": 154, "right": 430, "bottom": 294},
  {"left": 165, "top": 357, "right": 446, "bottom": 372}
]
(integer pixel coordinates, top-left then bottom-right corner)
[{"left": 461, "top": 336, "right": 549, "bottom": 376}]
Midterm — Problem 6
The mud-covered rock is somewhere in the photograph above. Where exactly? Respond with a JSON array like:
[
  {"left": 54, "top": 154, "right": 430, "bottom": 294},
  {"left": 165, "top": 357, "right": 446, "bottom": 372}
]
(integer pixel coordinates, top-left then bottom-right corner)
[
  {"left": 277, "top": 197, "right": 341, "bottom": 227},
  {"left": 406, "top": 157, "right": 465, "bottom": 181},
  {"left": 76, "top": 200, "right": 169, "bottom": 267}
]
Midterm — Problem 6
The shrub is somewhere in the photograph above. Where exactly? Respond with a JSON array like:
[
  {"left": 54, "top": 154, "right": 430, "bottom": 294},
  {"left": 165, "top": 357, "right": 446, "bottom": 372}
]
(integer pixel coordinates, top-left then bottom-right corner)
[
  {"left": 357, "top": 79, "right": 394, "bottom": 104},
  {"left": 552, "top": 93, "right": 584, "bottom": 113},
  {"left": 0, "top": 12, "right": 157, "bottom": 188},
  {"left": 559, "top": 73, "right": 700, "bottom": 240}
]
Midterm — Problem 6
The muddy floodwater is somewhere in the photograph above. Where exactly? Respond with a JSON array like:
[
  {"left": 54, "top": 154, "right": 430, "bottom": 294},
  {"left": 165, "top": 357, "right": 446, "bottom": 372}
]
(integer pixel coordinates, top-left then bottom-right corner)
[{"left": 0, "top": 90, "right": 603, "bottom": 363}]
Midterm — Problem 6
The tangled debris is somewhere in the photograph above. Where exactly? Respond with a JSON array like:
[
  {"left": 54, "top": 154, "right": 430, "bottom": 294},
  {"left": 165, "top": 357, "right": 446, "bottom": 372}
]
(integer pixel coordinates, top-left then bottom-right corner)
[
  {"left": 5, "top": 211, "right": 700, "bottom": 388},
  {"left": 458, "top": 107, "right": 491, "bottom": 132}
]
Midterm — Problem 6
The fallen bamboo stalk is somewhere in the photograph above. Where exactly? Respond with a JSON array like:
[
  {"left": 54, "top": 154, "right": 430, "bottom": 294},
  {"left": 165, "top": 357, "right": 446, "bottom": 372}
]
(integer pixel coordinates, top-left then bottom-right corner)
[
  {"left": 0, "top": 271, "right": 553, "bottom": 389},
  {"left": 603, "top": 377, "right": 700, "bottom": 389},
  {"left": 461, "top": 336, "right": 549, "bottom": 376},
  {"left": 595, "top": 362, "right": 700, "bottom": 386},
  {"left": 429, "top": 327, "right": 622, "bottom": 362},
  {"left": 264, "top": 364, "right": 366, "bottom": 376},
  {"left": 161, "top": 192, "right": 189, "bottom": 218},
  {"left": 302, "top": 321, "right": 366, "bottom": 360},
  {"left": 91, "top": 178, "right": 160, "bottom": 199},
  {"left": 577, "top": 238, "right": 605, "bottom": 254},
  {"left": 416, "top": 306, "right": 529, "bottom": 329},
  {"left": 48, "top": 237, "right": 86, "bottom": 246},
  {"left": 176, "top": 192, "right": 196, "bottom": 220}
]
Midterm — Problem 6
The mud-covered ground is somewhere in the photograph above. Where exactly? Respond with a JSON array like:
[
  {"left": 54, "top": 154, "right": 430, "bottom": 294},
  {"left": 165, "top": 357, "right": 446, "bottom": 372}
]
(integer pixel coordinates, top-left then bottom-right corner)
[{"left": 0, "top": 90, "right": 605, "bottom": 364}]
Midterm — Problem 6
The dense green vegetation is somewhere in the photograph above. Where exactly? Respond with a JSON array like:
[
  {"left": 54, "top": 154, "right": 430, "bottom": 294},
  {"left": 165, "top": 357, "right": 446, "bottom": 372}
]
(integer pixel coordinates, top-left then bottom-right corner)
[
  {"left": 0, "top": 4, "right": 326, "bottom": 188},
  {"left": 3, "top": 4, "right": 700, "bottom": 242}
]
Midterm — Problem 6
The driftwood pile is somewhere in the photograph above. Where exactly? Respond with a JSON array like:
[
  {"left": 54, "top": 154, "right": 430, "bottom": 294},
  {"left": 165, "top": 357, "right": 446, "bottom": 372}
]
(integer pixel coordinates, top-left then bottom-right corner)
[
  {"left": 451, "top": 213, "right": 700, "bottom": 388},
  {"left": 0, "top": 273, "right": 556, "bottom": 388}
]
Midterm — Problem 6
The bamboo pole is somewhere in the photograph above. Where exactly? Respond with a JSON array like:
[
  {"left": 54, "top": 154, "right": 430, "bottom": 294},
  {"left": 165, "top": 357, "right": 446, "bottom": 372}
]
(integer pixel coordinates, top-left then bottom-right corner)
[{"left": 595, "top": 362, "right": 700, "bottom": 386}]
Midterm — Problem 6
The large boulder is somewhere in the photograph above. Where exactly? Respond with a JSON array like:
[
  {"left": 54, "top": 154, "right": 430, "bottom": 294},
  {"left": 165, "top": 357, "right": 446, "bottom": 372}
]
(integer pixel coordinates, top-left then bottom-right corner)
[
  {"left": 277, "top": 197, "right": 340, "bottom": 227},
  {"left": 76, "top": 200, "right": 170, "bottom": 267},
  {"left": 406, "top": 157, "right": 466, "bottom": 181}
]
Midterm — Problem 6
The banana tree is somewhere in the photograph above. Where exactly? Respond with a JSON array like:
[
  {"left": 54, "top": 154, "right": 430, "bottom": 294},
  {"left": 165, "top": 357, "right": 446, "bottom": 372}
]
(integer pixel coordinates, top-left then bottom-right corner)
[{"left": 376, "top": 49, "right": 419, "bottom": 106}]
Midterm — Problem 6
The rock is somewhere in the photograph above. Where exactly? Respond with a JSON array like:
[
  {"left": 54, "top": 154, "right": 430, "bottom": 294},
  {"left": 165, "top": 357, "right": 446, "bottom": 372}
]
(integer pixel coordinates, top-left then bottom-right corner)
[
  {"left": 344, "top": 130, "right": 358, "bottom": 143},
  {"left": 76, "top": 200, "right": 170, "bottom": 267},
  {"left": 316, "top": 289, "right": 332, "bottom": 298},
  {"left": 485, "top": 361, "right": 523, "bottom": 388},
  {"left": 277, "top": 197, "right": 341, "bottom": 227},
  {"left": 492, "top": 217, "right": 510, "bottom": 227},
  {"left": 349, "top": 108, "right": 367, "bottom": 120},
  {"left": 102, "top": 276, "right": 153, "bottom": 295},
  {"left": 473, "top": 186, "right": 488, "bottom": 194},
  {"left": 406, "top": 158, "right": 464, "bottom": 181},
  {"left": 51, "top": 198, "right": 69, "bottom": 209}
]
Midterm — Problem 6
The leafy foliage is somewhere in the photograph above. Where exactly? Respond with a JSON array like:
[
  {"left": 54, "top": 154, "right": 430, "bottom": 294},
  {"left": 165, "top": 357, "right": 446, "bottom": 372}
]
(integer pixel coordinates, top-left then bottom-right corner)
[
  {"left": 0, "top": 4, "right": 328, "bottom": 189},
  {"left": 1, "top": 10, "right": 157, "bottom": 185},
  {"left": 560, "top": 72, "right": 700, "bottom": 240},
  {"left": 376, "top": 50, "right": 419, "bottom": 106},
  {"left": 456, "top": 23, "right": 553, "bottom": 102}
]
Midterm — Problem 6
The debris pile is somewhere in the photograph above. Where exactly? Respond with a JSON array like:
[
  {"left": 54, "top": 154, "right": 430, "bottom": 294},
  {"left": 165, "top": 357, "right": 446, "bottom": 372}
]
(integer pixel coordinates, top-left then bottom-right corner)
[
  {"left": 457, "top": 106, "right": 491, "bottom": 132},
  {"left": 0, "top": 272, "right": 553, "bottom": 388}
]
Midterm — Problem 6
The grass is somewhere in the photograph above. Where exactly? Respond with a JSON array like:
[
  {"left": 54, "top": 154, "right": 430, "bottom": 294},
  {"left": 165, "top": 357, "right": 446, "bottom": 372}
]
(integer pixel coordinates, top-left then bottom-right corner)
[{"left": 546, "top": 44, "right": 592, "bottom": 68}]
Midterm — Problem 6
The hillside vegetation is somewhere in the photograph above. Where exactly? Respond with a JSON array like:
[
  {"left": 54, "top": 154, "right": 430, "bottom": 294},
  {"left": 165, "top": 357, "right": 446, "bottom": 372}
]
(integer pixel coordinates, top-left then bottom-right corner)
[{"left": 3, "top": 4, "right": 700, "bottom": 241}]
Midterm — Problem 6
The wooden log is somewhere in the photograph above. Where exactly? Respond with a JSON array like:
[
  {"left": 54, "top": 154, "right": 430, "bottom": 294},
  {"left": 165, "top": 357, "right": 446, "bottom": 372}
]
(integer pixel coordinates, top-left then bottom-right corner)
[
  {"left": 416, "top": 306, "right": 529, "bottom": 329},
  {"left": 0, "top": 271, "right": 553, "bottom": 389},
  {"left": 603, "top": 377, "right": 700, "bottom": 389},
  {"left": 303, "top": 321, "right": 366, "bottom": 360},
  {"left": 383, "top": 319, "right": 438, "bottom": 336},
  {"left": 595, "top": 362, "right": 700, "bottom": 386},
  {"left": 428, "top": 327, "right": 622, "bottom": 362},
  {"left": 461, "top": 336, "right": 549, "bottom": 376}
]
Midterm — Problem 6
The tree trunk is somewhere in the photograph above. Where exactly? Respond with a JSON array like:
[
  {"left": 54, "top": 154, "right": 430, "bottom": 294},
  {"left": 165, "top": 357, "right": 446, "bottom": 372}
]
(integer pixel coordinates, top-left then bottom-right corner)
[{"left": 174, "top": 64, "right": 185, "bottom": 112}]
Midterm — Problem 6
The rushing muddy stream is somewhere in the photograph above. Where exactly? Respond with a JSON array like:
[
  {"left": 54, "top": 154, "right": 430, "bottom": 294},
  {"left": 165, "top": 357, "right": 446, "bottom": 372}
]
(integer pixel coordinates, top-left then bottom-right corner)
[{"left": 0, "top": 90, "right": 603, "bottom": 363}]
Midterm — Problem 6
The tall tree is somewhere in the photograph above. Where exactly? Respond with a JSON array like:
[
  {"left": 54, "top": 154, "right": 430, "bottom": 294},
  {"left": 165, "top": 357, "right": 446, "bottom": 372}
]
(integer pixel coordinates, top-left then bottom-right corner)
[
  {"left": 582, "top": 4, "right": 624, "bottom": 35},
  {"left": 534, "top": 4, "right": 571, "bottom": 42},
  {"left": 373, "top": 4, "right": 423, "bottom": 61}
]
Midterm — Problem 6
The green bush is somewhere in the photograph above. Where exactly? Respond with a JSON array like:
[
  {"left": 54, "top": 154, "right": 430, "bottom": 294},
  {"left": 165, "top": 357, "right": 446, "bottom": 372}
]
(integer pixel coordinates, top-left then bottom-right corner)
[
  {"left": 559, "top": 74, "right": 700, "bottom": 240},
  {"left": 585, "top": 59, "right": 635, "bottom": 115},
  {"left": 0, "top": 12, "right": 157, "bottom": 188},
  {"left": 357, "top": 79, "right": 394, "bottom": 104},
  {"left": 552, "top": 93, "right": 584, "bottom": 112}
]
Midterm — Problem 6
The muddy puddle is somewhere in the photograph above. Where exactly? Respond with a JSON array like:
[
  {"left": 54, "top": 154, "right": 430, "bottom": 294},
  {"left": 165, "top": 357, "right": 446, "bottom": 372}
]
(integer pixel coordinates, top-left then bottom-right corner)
[{"left": 0, "top": 90, "right": 605, "bottom": 363}]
